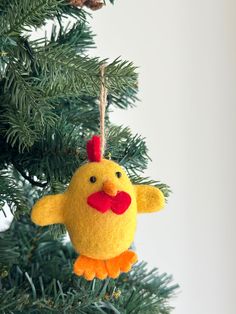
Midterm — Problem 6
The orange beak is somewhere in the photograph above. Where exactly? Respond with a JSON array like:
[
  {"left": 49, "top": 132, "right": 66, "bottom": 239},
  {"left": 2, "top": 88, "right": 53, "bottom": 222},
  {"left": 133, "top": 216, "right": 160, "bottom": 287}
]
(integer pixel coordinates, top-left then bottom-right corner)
[{"left": 103, "top": 180, "right": 118, "bottom": 197}]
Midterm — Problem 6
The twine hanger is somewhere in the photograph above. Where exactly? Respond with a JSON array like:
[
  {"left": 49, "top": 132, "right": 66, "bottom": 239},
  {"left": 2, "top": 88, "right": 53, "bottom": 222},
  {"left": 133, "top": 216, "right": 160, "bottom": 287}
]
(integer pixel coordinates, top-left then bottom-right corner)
[{"left": 99, "top": 64, "right": 107, "bottom": 156}]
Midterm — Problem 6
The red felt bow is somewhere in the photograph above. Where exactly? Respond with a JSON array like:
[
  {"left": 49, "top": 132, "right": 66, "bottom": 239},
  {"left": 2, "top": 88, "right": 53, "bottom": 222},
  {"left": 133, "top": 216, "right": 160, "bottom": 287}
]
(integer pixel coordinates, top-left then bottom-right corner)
[{"left": 87, "top": 191, "right": 131, "bottom": 215}]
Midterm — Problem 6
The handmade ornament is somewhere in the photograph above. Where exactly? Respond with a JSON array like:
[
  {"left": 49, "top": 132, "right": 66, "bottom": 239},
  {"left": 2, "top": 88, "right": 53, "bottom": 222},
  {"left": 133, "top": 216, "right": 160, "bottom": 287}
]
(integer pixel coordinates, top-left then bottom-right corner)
[
  {"left": 31, "top": 66, "right": 165, "bottom": 281},
  {"left": 69, "top": 0, "right": 104, "bottom": 10}
]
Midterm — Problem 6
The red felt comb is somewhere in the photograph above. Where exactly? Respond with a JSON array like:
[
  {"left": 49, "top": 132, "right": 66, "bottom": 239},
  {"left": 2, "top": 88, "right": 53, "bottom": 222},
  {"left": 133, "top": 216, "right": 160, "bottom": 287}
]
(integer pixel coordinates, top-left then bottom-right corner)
[{"left": 86, "top": 135, "right": 102, "bottom": 162}]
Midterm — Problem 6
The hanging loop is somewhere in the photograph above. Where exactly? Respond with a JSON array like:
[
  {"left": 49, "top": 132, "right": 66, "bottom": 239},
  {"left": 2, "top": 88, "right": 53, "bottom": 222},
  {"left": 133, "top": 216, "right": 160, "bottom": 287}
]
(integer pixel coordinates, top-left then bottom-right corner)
[{"left": 99, "top": 64, "right": 107, "bottom": 156}]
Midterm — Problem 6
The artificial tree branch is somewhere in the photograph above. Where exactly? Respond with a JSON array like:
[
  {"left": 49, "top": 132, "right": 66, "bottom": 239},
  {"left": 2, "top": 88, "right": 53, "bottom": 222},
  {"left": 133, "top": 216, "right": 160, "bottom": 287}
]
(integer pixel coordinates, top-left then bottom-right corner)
[{"left": 12, "top": 161, "right": 47, "bottom": 188}]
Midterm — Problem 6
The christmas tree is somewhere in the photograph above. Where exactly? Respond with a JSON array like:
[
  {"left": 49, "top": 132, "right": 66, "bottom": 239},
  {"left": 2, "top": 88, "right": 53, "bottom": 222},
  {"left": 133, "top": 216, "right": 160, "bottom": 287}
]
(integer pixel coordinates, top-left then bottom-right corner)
[{"left": 0, "top": 1, "right": 178, "bottom": 312}]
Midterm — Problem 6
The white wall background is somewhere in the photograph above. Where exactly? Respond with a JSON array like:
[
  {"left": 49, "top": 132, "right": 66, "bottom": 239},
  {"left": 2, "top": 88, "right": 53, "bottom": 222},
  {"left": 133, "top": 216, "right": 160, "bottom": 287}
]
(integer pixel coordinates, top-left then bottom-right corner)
[
  {"left": 90, "top": 1, "right": 236, "bottom": 313},
  {"left": 0, "top": 1, "right": 235, "bottom": 313}
]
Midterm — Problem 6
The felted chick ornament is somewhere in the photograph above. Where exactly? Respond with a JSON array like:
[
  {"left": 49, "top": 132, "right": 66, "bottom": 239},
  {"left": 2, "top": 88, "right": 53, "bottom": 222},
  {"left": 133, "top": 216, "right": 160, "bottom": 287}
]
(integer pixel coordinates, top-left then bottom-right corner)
[{"left": 31, "top": 135, "right": 165, "bottom": 280}]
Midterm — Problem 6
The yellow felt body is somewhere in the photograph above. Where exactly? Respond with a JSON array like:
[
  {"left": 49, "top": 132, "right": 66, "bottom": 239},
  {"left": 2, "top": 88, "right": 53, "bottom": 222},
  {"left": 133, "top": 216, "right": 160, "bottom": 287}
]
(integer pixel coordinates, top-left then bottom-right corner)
[
  {"left": 31, "top": 194, "right": 65, "bottom": 226},
  {"left": 135, "top": 185, "right": 165, "bottom": 213},
  {"left": 64, "top": 159, "right": 137, "bottom": 260},
  {"left": 31, "top": 159, "right": 165, "bottom": 262}
]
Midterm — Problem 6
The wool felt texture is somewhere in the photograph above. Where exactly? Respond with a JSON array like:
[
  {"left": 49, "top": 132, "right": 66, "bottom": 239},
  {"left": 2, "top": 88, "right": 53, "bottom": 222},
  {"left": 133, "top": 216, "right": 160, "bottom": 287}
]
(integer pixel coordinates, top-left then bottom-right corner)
[
  {"left": 31, "top": 193, "right": 65, "bottom": 226},
  {"left": 86, "top": 135, "right": 101, "bottom": 162},
  {"left": 102, "top": 180, "right": 118, "bottom": 196},
  {"left": 135, "top": 185, "right": 165, "bottom": 213},
  {"left": 87, "top": 190, "right": 131, "bottom": 214},
  {"left": 73, "top": 250, "right": 137, "bottom": 280},
  {"left": 31, "top": 137, "right": 165, "bottom": 280}
]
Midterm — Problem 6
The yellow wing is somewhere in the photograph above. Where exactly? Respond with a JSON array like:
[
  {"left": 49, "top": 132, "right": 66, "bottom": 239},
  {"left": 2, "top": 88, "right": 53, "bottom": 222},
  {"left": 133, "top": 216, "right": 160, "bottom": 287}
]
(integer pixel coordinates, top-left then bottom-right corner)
[
  {"left": 31, "top": 194, "right": 65, "bottom": 226},
  {"left": 134, "top": 185, "right": 165, "bottom": 213}
]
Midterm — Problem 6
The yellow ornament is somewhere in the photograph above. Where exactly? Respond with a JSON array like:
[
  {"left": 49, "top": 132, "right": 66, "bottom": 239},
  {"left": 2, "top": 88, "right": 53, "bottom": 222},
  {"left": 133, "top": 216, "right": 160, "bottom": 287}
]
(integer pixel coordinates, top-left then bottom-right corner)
[{"left": 31, "top": 136, "right": 165, "bottom": 280}]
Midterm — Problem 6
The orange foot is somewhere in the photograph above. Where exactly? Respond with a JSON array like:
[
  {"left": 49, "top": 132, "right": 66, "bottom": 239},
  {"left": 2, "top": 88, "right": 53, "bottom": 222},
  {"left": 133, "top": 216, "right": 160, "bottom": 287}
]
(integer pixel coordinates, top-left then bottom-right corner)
[
  {"left": 73, "top": 250, "right": 138, "bottom": 281},
  {"left": 105, "top": 250, "right": 138, "bottom": 279},
  {"left": 73, "top": 255, "right": 107, "bottom": 280}
]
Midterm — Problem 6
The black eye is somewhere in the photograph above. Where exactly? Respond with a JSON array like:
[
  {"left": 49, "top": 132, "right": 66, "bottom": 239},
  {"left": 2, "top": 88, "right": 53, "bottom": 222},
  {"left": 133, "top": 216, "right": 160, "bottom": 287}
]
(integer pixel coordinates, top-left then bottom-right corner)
[
  {"left": 116, "top": 171, "right": 122, "bottom": 178},
  {"left": 89, "top": 176, "right": 97, "bottom": 183}
]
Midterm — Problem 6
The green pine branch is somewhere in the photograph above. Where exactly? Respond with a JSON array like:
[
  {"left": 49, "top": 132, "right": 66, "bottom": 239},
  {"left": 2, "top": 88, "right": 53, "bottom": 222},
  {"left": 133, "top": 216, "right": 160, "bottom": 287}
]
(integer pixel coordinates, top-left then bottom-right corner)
[
  {"left": 0, "top": 216, "right": 178, "bottom": 313},
  {"left": 106, "top": 125, "right": 149, "bottom": 175},
  {"left": 9, "top": 117, "right": 85, "bottom": 184},
  {"left": 107, "top": 86, "right": 138, "bottom": 109},
  {"left": 34, "top": 41, "right": 138, "bottom": 97},
  {"left": 0, "top": 231, "right": 19, "bottom": 269},
  {"left": 0, "top": 168, "right": 27, "bottom": 215},
  {"left": 0, "top": 0, "right": 65, "bottom": 36},
  {"left": 1, "top": 59, "right": 57, "bottom": 150},
  {"left": 50, "top": 20, "right": 96, "bottom": 53}
]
